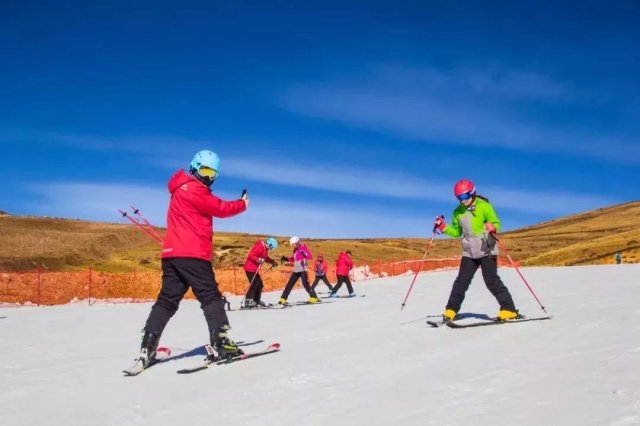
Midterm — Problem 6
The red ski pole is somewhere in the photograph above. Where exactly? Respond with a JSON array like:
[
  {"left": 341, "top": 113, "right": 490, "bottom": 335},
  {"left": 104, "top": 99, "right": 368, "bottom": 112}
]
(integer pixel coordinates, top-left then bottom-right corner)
[
  {"left": 400, "top": 230, "right": 438, "bottom": 311},
  {"left": 493, "top": 235, "right": 548, "bottom": 314},
  {"left": 118, "top": 209, "right": 164, "bottom": 244},
  {"left": 130, "top": 206, "right": 165, "bottom": 243}
]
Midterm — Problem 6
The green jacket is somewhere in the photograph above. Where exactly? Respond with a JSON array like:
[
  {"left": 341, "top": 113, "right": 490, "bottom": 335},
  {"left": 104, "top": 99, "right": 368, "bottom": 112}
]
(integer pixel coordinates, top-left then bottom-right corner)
[{"left": 442, "top": 197, "right": 500, "bottom": 259}]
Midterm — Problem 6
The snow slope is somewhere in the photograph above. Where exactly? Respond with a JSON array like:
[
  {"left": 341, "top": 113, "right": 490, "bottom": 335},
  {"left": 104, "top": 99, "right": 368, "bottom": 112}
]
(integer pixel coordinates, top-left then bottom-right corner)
[{"left": 1, "top": 264, "right": 639, "bottom": 426}]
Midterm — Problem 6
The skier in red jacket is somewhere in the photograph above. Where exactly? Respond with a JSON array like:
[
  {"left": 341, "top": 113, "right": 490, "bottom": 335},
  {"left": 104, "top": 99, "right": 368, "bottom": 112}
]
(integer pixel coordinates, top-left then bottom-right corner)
[
  {"left": 329, "top": 250, "right": 355, "bottom": 297},
  {"left": 135, "top": 150, "right": 248, "bottom": 368},
  {"left": 311, "top": 253, "right": 334, "bottom": 293},
  {"left": 242, "top": 237, "right": 279, "bottom": 309}
]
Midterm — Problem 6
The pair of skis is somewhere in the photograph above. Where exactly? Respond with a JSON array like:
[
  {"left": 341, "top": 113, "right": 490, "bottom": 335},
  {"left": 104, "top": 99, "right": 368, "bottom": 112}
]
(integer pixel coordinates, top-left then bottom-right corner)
[
  {"left": 234, "top": 303, "right": 283, "bottom": 311},
  {"left": 427, "top": 315, "right": 552, "bottom": 329},
  {"left": 320, "top": 294, "right": 366, "bottom": 299},
  {"left": 123, "top": 342, "right": 281, "bottom": 376},
  {"left": 232, "top": 300, "right": 333, "bottom": 311},
  {"left": 177, "top": 342, "right": 281, "bottom": 374}
]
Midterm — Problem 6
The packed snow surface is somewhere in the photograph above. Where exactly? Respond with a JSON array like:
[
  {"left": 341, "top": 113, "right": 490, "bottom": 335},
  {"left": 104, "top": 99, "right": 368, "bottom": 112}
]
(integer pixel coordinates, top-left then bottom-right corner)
[{"left": 1, "top": 264, "right": 639, "bottom": 425}]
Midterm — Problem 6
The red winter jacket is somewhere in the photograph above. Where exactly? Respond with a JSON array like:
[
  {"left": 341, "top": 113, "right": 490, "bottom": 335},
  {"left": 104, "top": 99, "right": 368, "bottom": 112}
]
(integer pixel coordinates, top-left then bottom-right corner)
[
  {"left": 161, "top": 170, "right": 246, "bottom": 261},
  {"left": 336, "top": 252, "right": 353, "bottom": 276},
  {"left": 243, "top": 240, "right": 275, "bottom": 272}
]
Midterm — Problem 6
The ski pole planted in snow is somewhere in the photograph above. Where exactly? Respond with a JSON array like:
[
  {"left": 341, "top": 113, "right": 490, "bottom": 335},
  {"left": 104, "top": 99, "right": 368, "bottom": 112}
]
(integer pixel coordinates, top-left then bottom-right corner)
[
  {"left": 240, "top": 262, "right": 277, "bottom": 308},
  {"left": 493, "top": 235, "right": 548, "bottom": 314},
  {"left": 400, "top": 231, "right": 438, "bottom": 311},
  {"left": 240, "top": 261, "right": 263, "bottom": 307}
]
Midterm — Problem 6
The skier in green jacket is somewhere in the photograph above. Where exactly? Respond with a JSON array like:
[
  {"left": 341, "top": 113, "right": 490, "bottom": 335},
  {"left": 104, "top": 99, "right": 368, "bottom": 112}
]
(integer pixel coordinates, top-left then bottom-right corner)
[{"left": 434, "top": 179, "right": 519, "bottom": 322}]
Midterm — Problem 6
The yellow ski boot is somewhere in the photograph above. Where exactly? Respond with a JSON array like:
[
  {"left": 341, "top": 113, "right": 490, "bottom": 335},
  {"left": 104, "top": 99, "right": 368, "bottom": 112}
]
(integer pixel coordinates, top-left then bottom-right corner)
[
  {"left": 443, "top": 309, "right": 457, "bottom": 322},
  {"left": 497, "top": 310, "right": 519, "bottom": 321},
  {"left": 308, "top": 297, "right": 320, "bottom": 304}
]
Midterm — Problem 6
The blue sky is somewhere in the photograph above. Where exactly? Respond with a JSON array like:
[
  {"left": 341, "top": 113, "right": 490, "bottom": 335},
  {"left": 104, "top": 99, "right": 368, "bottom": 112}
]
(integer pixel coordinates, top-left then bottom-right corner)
[{"left": 1, "top": 1, "right": 638, "bottom": 238}]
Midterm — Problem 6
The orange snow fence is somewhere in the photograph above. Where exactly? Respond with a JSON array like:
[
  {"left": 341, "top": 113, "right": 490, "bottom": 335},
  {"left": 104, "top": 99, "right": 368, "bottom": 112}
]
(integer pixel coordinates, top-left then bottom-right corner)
[{"left": 0, "top": 257, "right": 516, "bottom": 306}]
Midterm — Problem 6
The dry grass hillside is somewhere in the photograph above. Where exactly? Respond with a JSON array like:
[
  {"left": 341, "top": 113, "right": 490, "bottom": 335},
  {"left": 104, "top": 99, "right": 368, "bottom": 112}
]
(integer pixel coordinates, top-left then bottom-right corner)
[
  {"left": 0, "top": 201, "right": 638, "bottom": 272},
  {"left": 502, "top": 201, "right": 640, "bottom": 266}
]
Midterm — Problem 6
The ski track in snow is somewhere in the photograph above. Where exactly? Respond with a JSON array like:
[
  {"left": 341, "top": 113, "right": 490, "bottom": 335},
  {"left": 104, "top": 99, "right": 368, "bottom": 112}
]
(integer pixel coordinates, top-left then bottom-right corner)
[{"left": 1, "top": 264, "right": 640, "bottom": 426}]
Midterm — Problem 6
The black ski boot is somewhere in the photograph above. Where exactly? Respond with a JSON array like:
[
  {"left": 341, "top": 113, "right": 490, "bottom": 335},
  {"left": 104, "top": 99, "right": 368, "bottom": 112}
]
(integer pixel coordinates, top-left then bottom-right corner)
[
  {"left": 209, "top": 325, "right": 243, "bottom": 361},
  {"left": 242, "top": 299, "right": 257, "bottom": 309},
  {"left": 139, "top": 330, "right": 161, "bottom": 367}
]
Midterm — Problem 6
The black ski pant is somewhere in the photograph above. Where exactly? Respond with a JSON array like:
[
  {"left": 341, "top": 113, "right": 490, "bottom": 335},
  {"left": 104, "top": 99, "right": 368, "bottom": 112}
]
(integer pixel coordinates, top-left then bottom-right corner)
[
  {"left": 280, "top": 271, "right": 317, "bottom": 300},
  {"left": 445, "top": 255, "right": 516, "bottom": 313},
  {"left": 144, "top": 258, "right": 229, "bottom": 340},
  {"left": 244, "top": 271, "right": 264, "bottom": 302},
  {"left": 332, "top": 275, "right": 353, "bottom": 295},
  {"left": 311, "top": 274, "right": 333, "bottom": 292}
]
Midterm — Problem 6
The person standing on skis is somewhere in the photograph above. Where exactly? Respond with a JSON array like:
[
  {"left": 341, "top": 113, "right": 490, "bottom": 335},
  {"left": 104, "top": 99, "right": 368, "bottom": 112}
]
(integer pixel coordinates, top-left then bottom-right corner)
[
  {"left": 434, "top": 179, "right": 519, "bottom": 322},
  {"left": 242, "top": 237, "right": 279, "bottom": 308},
  {"left": 311, "top": 253, "right": 333, "bottom": 293},
  {"left": 329, "top": 250, "right": 355, "bottom": 297},
  {"left": 134, "top": 150, "right": 248, "bottom": 368},
  {"left": 278, "top": 236, "right": 319, "bottom": 305}
]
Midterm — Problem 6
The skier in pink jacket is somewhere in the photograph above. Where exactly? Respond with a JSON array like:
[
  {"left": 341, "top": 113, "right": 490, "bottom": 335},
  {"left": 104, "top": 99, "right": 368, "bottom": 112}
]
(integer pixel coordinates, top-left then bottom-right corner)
[{"left": 277, "top": 236, "right": 319, "bottom": 305}]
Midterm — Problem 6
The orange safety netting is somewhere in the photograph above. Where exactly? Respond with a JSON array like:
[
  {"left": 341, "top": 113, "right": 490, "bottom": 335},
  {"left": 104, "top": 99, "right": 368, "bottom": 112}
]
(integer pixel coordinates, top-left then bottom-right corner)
[{"left": 0, "top": 256, "right": 516, "bottom": 306}]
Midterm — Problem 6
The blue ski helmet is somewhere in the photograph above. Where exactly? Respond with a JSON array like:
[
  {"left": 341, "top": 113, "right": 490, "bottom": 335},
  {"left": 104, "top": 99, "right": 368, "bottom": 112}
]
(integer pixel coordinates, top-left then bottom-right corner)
[
  {"left": 265, "top": 237, "right": 278, "bottom": 250},
  {"left": 190, "top": 150, "right": 220, "bottom": 175}
]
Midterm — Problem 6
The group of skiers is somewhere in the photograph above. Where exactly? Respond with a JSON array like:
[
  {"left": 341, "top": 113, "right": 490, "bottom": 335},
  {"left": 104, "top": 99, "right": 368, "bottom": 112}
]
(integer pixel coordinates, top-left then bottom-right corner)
[
  {"left": 132, "top": 149, "right": 521, "bottom": 368},
  {"left": 241, "top": 236, "right": 355, "bottom": 309}
]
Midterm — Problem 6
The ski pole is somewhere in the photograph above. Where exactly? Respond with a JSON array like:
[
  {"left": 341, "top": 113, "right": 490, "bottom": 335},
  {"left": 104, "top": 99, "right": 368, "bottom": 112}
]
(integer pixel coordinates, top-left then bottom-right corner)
[
  {"left": 118, "top": 209, "right": 164, "bottom": 244},
  {"left": 240, "top": 261, "right": 269, "bottom": 307},
  {"left": 400, "top": 230, "right": 438, "bottom": 311},
  {"left": 130, "top": 206, "right": 165, "bottom": 243},
  {"left": 493, "top": 235, "right": 548, "bottom": 314}
]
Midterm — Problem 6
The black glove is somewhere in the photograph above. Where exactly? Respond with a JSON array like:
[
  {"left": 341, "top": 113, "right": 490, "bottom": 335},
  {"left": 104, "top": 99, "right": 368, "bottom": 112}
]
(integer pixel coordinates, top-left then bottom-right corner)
[
  {"left": 280, "top": 256, "right": 288, "bottom": 265},
  {"left": 269, "top": 259, "right": 278, "bottom": 267}
]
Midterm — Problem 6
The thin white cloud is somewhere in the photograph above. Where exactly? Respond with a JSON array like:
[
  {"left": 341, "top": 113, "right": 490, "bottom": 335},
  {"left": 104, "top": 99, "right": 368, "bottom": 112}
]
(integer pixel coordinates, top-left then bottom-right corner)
[
  {"left": 280, "top": 66, "right": 639, "bottom": 163},
  {"left": 24, "top": 182, "right": 428, "bottom": 238},
  {"left": 223, "top": 157, "right": 451, "bottom": 201},
  {"left": 46, "top": 133, "right": 208, "bottom": 157},
  {"left": 26, "top": 183, "right": 170, "bottom": 226},
  {"left": 222, "top": 157, "right": 615, "bottom": 215},
  {"left": 25, "top": 176, "right": 616, "bottom": 239},
  {"left": 217, "top": 195, "right": 428, "bottom": 238}
]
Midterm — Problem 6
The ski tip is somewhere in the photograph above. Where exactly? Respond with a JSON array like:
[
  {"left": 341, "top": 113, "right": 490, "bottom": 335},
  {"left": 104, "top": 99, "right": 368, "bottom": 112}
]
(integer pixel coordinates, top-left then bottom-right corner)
[
  {"left": 122, "top": 367, "right": 144, "bottom": 376},
  {"left": 268, "top": 342, "right": 281, "bottom": 350}
]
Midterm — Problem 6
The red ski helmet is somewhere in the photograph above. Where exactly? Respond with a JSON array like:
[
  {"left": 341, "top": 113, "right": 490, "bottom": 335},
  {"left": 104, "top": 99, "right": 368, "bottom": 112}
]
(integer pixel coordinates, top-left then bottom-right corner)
[{"left": 453, "top": 179, "right": 476, "bottom": 200}]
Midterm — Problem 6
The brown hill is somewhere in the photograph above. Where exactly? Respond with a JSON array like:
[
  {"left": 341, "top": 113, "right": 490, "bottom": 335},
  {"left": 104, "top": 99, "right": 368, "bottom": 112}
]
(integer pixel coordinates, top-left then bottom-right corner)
[{"left": 0, "top": 201, "right": 638, "bottom": 272}]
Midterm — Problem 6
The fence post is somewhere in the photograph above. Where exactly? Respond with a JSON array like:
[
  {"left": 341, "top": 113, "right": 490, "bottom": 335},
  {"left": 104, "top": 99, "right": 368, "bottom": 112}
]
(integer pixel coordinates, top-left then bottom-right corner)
[
  {"left": 88, "top": 267, "right": 92, "bottom": 306},
  {"left": 233, "top": 265, "right": 237, "bottom": 295},
  {"left": 36, "top": 267, "right": 41, "bottom": 307}
]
